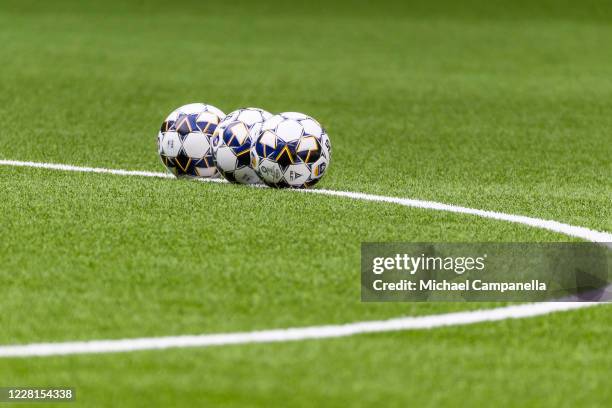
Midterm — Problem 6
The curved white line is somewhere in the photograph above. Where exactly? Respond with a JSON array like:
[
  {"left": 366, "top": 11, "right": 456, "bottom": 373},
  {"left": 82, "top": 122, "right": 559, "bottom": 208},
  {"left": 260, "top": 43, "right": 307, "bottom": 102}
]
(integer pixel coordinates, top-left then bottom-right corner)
[
  {"left": 299, "top": 189, "right": 612, "bottom": 244},
  {"left": 2, "top": 160, "right": 610, "bottom": 243},
  {"left": 0, "top": 302, "right": 600, "bottom": 357},
  {"left": 0, "top": 159, "right": 609, "bottom": 358}
]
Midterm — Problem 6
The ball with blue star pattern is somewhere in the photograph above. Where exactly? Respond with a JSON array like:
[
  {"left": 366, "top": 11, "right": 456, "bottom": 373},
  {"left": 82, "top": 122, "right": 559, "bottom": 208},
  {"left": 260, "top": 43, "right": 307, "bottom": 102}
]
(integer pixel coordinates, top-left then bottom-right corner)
[
  {"left": 211, "top": 107, "right": 272, "bottom": 184},
  {"left": 250, "top": 112, "right": 331, "bottom": 188},
  {"left": 158, "top": 103, "right": 225, "bottom": 178}
]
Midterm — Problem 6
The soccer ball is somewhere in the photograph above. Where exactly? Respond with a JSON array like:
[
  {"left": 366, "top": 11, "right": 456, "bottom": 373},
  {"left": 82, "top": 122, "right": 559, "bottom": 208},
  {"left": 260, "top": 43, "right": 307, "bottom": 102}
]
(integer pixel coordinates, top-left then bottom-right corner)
[
  {"left": 212, "top": 107, "right": 272, "bottom": 184},
  {"left": 158, "top": 103, "right": 225, "bottom": 178},
  {"left": 250, "top": 112, "right": 331, "bottom": 188}
]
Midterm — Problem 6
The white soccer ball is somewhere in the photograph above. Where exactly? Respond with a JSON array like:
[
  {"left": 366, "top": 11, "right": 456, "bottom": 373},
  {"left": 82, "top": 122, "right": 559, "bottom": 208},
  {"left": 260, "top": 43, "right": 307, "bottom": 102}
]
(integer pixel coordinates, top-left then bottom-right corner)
[
  {"left": 212, "top": 107, "right": 272, "bottom": 184},
  {"left": 250, "top": 112, "right": 331, "bottom": 188},
  {"left": 158, "top": 103, "right": 225, "bottom": 178}
]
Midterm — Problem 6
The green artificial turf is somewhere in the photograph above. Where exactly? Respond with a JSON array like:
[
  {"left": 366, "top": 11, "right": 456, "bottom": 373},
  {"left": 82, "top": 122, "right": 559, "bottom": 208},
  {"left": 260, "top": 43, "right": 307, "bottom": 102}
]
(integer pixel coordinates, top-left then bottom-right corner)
[
  {"left": 0, "top": 0, "right": 611, "bottom": 406},
  {"left": 4, "top": 306, "right": 611, "bottom": 407}
]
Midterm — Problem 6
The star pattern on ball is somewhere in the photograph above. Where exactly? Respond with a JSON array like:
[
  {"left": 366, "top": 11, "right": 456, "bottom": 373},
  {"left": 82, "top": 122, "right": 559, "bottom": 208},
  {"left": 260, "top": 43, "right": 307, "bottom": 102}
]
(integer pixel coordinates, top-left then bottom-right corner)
[
  {"left": 158, "top": 104, "right": 225, "bottom": 178},
  {"left": 212, "top": 108, "right": 273, "bottom": 184},
  {"left": 251, "top": 112, "right": 331, "bottom": 188}
]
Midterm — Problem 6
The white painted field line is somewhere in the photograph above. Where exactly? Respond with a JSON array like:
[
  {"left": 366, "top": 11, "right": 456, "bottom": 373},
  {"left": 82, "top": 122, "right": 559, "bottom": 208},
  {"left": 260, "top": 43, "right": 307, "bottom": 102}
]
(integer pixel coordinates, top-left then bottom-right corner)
[
  {"left": 0, "top": 302, "right": 599, "bottom": 357},
  {"left": 0, "top": 158, "right": 609, "bottom": 358},
  {"left": 299, "top": 189, "right": 612, "bottom": 244},
  {"left": 0, "top": 159, "right": 224, "bottom": 183},
  {"left": 3, "top": 158, "right": 610, "bottom": 243},
  {"left": 0, "top": 159, "right": 174, "bottom": 179}
]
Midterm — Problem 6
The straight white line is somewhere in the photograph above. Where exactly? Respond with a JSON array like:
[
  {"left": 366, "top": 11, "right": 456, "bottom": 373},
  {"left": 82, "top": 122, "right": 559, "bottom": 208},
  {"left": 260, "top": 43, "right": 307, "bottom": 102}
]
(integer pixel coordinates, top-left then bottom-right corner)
[
  {"left": 0, "top": 158, "right": 609, "bottom": 358},
  {"left": 0, "top": 159, "right": 225, "bottom": 182},
  {"left": 0, "top": 302, "right": 600, "bottom": 357}
]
